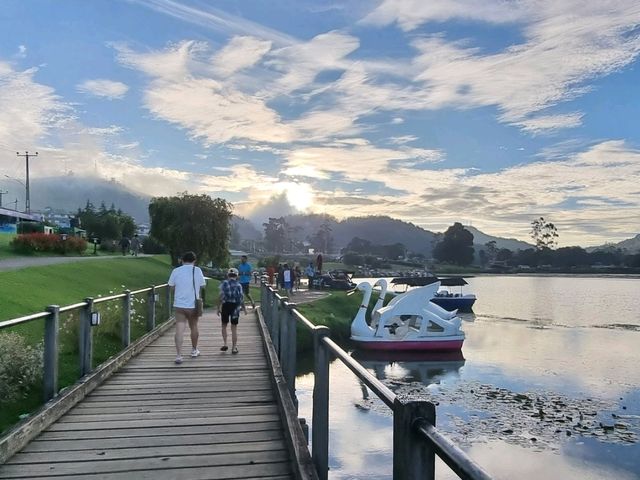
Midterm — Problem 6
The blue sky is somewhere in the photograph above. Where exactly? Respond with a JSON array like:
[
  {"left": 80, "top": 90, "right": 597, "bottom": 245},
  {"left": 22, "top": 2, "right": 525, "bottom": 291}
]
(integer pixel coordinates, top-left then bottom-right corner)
[{"left": 1, "top": 0, "right": 639, "bottom": 246}]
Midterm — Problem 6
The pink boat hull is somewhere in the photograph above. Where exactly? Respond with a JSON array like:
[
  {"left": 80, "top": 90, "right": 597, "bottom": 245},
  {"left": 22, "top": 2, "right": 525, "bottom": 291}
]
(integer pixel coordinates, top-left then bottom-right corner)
[{"left": 353, "top": 339, "right": 464, "bottom": 351}]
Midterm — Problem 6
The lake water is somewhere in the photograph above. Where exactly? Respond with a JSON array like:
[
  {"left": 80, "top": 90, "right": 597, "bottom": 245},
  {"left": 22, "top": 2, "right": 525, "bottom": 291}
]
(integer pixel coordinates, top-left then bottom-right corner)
[{"left": 295, "top": 275, "right": 640, "bottom": 479}]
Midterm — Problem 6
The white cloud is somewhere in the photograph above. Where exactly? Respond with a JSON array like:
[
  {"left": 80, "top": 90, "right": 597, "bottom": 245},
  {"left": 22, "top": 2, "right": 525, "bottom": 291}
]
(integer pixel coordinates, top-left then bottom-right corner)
[
  {"left": 361, "top": 1, "right": 640, "bottom": 132},
  {"left": 77, "top": 79, "right": 129, "bottom": 99},
  {"left": 212, "top": 36, "right": 272, "bottom": 77},
  {"left": 80, "top": 125, "right": 124, "bottom": 136},
  {"left": 0, "top": 63, "right": 67, "bottom": 153}
]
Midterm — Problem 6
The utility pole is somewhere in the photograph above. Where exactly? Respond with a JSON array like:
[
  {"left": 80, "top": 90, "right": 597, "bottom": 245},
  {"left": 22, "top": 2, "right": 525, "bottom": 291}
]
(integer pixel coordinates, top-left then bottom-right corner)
[
  {"left": 16, "top": 151, "right": 38, "bottom": 214},
  {"left": 0, "top": 189, "right": 7, "bottom": 208}
]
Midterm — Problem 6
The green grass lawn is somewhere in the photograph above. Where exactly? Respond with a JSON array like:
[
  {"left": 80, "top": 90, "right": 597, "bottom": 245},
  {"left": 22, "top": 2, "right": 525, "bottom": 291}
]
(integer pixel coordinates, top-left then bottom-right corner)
[{"left": 0, "top": 255, "right": 225, "bottom": 434}]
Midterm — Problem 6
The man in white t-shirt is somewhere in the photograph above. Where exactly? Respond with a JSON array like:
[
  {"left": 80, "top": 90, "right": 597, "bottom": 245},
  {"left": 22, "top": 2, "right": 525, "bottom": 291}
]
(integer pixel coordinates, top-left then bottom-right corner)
[{"left": 168, "top": 251, "right": 206, "bottom": 364}]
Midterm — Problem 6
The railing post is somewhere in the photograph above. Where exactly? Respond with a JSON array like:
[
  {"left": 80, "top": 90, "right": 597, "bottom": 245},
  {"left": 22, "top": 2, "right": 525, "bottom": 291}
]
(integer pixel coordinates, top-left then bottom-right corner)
[
  {"left": 122, "top": 289, "right": 131, "bottom": 347},
  {"left": 271, "top": 294, "right": 281, "bottom": 353},
  {"left": 43, "top": 305, "right": 59, "bottom": 402},
  {"left": 164, "top": 285, "right": 171, "bottom": 320},
  {"left": 393, "top": 398, "right": 436, "bottom": 479},
  {"left": 280, "top": 302, "right": 297, "bottom": 406},
  {"left": 147, "top": 286, "right": 156, "bottom": 331},
  {"left": 312, "top": 326, "right": 331, "bottom": 480},
  {"left": 79, "top": 297, "right": 94, "bottom": 377}
]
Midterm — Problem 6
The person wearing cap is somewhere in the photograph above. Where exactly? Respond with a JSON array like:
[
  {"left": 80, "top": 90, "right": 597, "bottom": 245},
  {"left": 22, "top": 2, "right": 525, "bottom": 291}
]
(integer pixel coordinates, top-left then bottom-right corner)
[
  {"left": 168, "top": 251, "right": 206, "bottom": 364},
  {"left": 217, "top": 267, "right": 246, "bottom": 354}
]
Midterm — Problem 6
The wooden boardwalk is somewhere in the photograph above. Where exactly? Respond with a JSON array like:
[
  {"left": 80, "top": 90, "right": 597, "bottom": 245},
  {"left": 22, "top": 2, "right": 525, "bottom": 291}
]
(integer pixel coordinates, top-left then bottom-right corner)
[{"left": 0, "top": 311, "right": 296, "bottom": 479}]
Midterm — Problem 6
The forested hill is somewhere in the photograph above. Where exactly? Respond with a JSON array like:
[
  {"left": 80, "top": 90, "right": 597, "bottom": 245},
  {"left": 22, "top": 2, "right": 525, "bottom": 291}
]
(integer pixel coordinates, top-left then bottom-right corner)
[
  {"left": 465, "top": 226, "right": 534, "bottom": 251},
  {"left": 284, "top": 214, "right": 439, "bottom": 256}
]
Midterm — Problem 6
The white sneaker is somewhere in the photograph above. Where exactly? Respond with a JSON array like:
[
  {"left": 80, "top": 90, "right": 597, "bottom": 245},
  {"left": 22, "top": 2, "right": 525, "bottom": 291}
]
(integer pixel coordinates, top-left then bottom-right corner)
[
  {"left": 191, "top": 348, "right": 200, "bottom": 358},
  {"left": 175, "top": 355, "right": 183, "bottom": 364}
]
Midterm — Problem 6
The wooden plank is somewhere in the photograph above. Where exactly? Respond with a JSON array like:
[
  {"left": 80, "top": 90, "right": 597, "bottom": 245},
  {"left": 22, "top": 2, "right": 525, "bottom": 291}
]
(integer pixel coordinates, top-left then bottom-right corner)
[
  {"left": 0, "top": 450, "right": 289, "bottom": 478},
  {"left": 23, "top": 430, "right": 285, "bottom": 453},
  {"left": 57, "top": 405, "right": 278, "bottom": 422},
  {"left": 7, "top": 462, "right": 293, "bottom": 480},
  {"left": 9, "top": 439, "right": 287, "bottom": 464},
  {"left": 47, "top": 413, "right": 280, "bottom": 431}
]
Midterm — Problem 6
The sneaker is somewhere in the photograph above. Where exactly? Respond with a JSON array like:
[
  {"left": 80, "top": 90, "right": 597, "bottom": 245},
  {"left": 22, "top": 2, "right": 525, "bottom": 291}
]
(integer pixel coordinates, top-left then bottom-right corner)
[
  {"left": 191, "top": 348, "right": 200, "bottom": 358},
  {"left": 220, "top": 345, "right": 228, "bottom": 351},
  {"left": 174, "top": 355, "right": 183, "bottom": 364},
  {"left": 232, "top": 346, "right": 239, "bottom": 354}
]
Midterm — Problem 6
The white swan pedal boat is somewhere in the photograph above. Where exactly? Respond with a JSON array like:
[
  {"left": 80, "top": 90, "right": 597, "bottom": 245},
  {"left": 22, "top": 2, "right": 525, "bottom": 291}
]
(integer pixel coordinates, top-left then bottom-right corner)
[{"left": 350, "top": 280, "right": 465, "bottom": 352}]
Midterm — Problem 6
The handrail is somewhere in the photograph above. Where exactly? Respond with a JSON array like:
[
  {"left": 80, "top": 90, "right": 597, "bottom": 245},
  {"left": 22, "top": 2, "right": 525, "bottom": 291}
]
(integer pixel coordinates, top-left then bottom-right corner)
[
  {"left": 1, "top": 282, "right": 174, "bottom": 404},
  {"left": 321, "top": 336, "right": 396, "bottom": 409},
  {"left": 417, "top": 423, "right": 493, "bottom": 480},
  {"left": 260, "top": 281, "right": 492, "bottom": 480},
  {"left": 0, "top": 311, "right": 49, "bottom": 329}
]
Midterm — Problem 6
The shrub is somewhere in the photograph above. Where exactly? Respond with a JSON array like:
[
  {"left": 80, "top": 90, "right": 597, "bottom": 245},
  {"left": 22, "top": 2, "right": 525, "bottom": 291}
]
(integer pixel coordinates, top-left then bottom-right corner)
[
  {"left": 10, "top": 233, "right": 87, "bottom": 255},
  {"left": 0, "top": 333, "right": 43, "bottom": 404},
  {"left": 141, "top": 236, "right": 167, "bottom": 254}
]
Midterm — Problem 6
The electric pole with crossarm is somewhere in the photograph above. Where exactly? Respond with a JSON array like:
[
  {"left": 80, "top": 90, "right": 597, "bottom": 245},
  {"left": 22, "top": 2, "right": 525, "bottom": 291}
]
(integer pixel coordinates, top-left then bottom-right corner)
[{"left": 16, "top": 151, "right": 38, "bottom": 214}]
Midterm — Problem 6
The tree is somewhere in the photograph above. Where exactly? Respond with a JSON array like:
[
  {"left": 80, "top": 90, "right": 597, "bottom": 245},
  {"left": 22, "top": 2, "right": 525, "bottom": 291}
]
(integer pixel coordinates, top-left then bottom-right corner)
[
  {"left": 530, "top": 217, "right": 559, "bottom": 250},
  {"left": 484, "top": 240, "right": 498, "bottom": 263},
  {"left": 344, "top": 237, "right": 372, "bottom": 254},
  {"left": 263, "top": 217, "right": 288, "bottom": 253},
  {"left": 433, "top": 222, "right": 475, "bottom": 265},
  {"left": 309, "top": 222, "right": 334, "bottom": 253},
  {"left": 76, "top": 201, "right": 136, "bottom": 242},
  {"left": 149, "top": 193, "right": 233, "bottom": 266}
]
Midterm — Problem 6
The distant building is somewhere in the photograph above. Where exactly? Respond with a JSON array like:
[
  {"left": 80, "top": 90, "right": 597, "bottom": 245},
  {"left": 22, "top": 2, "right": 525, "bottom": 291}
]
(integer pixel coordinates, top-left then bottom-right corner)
[{"left": 0, "top": 207, "right": 41, "bottom": 234}]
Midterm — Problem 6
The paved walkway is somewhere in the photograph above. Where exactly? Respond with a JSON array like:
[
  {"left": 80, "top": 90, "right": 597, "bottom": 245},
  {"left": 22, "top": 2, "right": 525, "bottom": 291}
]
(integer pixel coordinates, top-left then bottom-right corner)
[
  {"left": 0, "top": 311, "right": 294, "bottom": 479},
  {"left": 0, "top": 254, "right": 148, "bottom": 272}
]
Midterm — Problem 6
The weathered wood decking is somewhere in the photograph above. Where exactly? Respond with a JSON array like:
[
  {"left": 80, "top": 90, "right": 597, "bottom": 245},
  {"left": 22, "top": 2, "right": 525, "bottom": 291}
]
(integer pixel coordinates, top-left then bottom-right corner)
[{"left": 0, "top": 311, "right": 296, "bottom": 479}]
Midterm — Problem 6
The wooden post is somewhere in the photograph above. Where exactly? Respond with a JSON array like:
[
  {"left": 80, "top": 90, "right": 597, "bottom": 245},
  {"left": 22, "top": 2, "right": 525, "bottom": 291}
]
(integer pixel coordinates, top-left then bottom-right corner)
[
  {"left": 122, "top": 290, "right": 131, "bottom": 347},
  {"left": 43, "top": 305, "right": 59, "bottom": 402},
  {"left": 147, "top": 286, "right": 156, "bottom": 331},
  {"left": 261, "top": 284, "right": 271, "bottom": 328},
  {"left": 393, "top": 398, "right": 436, "bottom": 479},
  {"left": 273, "top": 296, "right": 285, "bottom": 355},
  {"left": 280, "top": 302, "right": 297, "bottom": 405},
  {"left": 164, "top": 285, "right": 171, "bottom": 320},
  {"left": 270, "top": 293, "right": 280, "bottom": 350},
  {"left": 79, "top": 298, "right": 94, "bottom": 376},
  {"left": 312, "top": 326, "right": 330, "bottom": 480}
]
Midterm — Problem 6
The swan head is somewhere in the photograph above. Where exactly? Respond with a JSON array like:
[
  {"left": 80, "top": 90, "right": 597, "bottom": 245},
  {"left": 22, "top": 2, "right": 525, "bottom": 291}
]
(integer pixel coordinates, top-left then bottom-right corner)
[
  {"left": 373, "top": 278, "right": 387, "bottom": 289},
  {"left": 347, "top": 281, "right": 371, "bottom": 296}
]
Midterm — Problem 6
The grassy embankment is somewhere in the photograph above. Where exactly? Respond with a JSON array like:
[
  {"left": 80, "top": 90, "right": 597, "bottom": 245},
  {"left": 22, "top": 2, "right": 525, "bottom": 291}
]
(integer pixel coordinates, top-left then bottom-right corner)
[{"left": 0, "top": 256, "right": 223, "bottom": 433}]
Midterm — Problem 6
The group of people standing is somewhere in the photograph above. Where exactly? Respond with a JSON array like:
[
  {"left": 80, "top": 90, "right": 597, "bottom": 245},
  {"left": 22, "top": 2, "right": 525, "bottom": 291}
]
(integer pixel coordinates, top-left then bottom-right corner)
[{"left": 167, "top": 253, "right": 256, "bottom": 364}]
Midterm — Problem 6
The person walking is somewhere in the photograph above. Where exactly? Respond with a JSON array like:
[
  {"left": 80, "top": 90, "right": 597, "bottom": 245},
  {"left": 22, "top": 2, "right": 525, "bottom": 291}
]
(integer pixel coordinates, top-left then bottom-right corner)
[
  {"left": 237, "top": 255, "right": 256, "bottom": 308},
  {"left": 168, "top": 251, "right": 206, "bottom": 364},
  {"left": 217, "top": 268, "right": 245, "bottom": 354},
  {"left": 119, "top": 236, "right": 130, "bottom": 256},
  {"left": 130, "top": 234, "right": 141, "bottom": 256},
  {"left": 282, "top": 263, "right": 294, "bottom": 296}
]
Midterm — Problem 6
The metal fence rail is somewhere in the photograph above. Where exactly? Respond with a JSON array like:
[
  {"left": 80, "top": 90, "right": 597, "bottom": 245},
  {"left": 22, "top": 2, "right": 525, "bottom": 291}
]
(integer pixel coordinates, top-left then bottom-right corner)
[
  {"left": 0, "top": 283, "right": 173, "bottom": 402},
  {"left": 260, "top": 282, "right": 492, "bottom": 480}
]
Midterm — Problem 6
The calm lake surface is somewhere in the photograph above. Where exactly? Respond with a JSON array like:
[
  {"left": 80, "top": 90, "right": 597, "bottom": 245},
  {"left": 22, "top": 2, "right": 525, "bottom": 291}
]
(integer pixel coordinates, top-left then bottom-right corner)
[{"left": 295, "top": 275, "right": 640, "bottom": 479}]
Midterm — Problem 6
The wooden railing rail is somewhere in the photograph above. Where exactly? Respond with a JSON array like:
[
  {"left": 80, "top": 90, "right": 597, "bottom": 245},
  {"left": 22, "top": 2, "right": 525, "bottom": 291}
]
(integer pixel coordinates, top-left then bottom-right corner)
[
  {"left": 260, "top": 282, "right": 492, "bottom": 480},
  {"left": 0, "top": 283, "right": 173, "bottom": 402}
]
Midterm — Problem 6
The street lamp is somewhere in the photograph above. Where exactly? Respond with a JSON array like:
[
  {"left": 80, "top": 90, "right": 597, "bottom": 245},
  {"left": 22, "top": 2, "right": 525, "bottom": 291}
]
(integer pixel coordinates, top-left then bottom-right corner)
[{"left": 3, "top": 175, "right": 26, "bottom": 212}]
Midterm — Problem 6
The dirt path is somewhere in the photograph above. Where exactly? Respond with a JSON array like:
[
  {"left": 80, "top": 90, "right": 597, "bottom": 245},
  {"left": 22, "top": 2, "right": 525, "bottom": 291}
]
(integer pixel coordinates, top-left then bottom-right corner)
[{"left": 0, "top": 254, "right": 149, "bottom": 272}]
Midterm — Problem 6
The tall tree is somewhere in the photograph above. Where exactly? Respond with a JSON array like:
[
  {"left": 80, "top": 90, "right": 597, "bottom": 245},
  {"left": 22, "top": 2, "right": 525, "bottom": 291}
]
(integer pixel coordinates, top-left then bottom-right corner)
[
  {"left": 530, "top": 217, "right": 559, "bottom": 250},
  {"left": 433, "top": 222, "right": 475, "bottom": 265},
  {"left": 262, "top": 217, "right": 288, "bottom": 253},
  {"left": 309, "top": 221, "right": 334, "bottom": 253},
  {"left": 149, "top": 193, "right": 233, "bottom": 266}
]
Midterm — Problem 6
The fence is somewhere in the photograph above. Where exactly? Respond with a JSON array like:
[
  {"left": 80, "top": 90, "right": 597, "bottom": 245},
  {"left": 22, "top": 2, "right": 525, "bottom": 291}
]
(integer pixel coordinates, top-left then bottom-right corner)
[
  {"left": 0, "top": 283, "right": 173, "bottom": 403},
  {"left": 260, "top": 282, "right": 493, "bottom": 480}
]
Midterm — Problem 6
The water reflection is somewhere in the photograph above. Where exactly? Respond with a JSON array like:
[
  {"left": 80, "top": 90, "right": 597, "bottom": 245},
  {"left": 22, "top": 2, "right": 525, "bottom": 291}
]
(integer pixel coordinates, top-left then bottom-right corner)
[
  {"left": 295, "top": 276, "right": 640, "bottom": 479},
  {"left": 351, "top": 349, "right": 465, "bottom": 386}
]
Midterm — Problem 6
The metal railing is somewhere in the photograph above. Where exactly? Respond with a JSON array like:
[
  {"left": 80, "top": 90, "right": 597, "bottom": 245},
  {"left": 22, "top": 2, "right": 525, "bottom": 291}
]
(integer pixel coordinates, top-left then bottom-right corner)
[
  {"left": 0, "top": 283, "right": 174, "bottom": 402},
  {"left": 260, "top": 282, "right": 492, "bottom": 480}
]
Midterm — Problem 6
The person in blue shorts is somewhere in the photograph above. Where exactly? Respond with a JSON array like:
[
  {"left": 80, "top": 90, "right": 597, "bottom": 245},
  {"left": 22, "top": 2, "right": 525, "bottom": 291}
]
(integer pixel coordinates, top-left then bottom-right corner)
[{"left": 237, "top": 255, "right": 256, "bottom": 308}]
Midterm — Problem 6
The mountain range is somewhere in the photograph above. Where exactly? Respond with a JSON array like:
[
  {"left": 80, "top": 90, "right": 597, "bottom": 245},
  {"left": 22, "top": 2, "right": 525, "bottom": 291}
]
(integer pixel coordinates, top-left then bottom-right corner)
[{"left": 14, "top": 175, "right": 639, "bottom": 253}]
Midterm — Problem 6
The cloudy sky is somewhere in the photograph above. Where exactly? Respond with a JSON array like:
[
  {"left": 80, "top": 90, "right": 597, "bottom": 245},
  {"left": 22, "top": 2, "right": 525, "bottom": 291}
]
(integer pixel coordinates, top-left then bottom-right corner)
[{"left": 0, "top": 0, "right": 639, "bottom": 246}]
